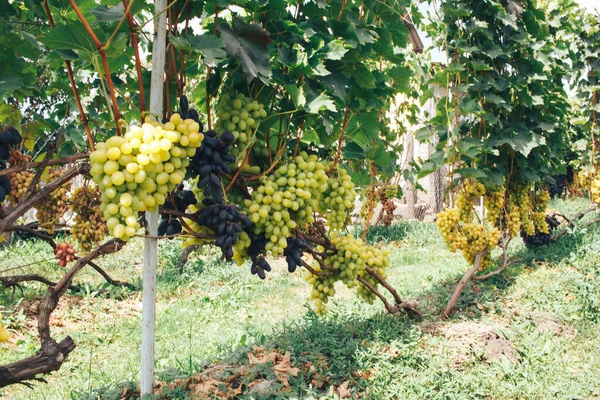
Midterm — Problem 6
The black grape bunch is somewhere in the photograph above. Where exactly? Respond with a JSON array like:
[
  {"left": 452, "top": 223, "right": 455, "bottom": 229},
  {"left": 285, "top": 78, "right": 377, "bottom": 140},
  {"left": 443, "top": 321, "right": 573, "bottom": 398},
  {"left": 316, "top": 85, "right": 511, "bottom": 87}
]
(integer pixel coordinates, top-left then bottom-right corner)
[
  {"left": 283, "top": 237, "right": 307, "bottom": 273},
  {"left": 188, "top": 130, "right": 236, "bottom": 205},
  {"left": 520, "top": 214, "right": 561, "bottom": 249},
  {"left": 158, "top": 186, "right": 198, "bottom": 238},
  {"left": 0, "top": 127, "right": 22, "bottom": 202},
  {"left": 245, "top": 232, "right": 272, "bottom": 279},
  {"left": 197, "top": 203, "right": 251, "bottom": 261}
]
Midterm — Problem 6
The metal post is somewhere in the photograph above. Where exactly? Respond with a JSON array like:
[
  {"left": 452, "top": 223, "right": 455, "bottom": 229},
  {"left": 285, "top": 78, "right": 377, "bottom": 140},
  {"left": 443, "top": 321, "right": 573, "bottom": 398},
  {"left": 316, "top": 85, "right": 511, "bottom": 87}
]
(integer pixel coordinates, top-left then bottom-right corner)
[{"left": 140, "top": 0, "right": 167, "bottom": 395}]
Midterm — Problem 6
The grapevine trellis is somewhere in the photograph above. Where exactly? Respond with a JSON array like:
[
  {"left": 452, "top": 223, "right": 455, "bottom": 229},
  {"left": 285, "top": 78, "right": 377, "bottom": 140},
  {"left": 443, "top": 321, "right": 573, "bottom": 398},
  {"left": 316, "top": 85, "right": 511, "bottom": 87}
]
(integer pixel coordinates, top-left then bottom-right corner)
[{"left": 0, "top": 0, "right": 599, "bottom": 393}]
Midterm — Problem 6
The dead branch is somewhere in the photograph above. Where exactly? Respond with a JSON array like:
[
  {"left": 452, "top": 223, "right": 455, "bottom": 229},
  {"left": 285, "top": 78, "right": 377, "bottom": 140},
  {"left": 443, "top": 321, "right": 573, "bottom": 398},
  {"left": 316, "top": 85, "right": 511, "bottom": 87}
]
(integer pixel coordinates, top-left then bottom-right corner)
[
  {"left": 0, "top": 154, "right": 88, "bottom": 178},
  {"left": 552, "top": 204, "right": 599, "bottom": 240}
]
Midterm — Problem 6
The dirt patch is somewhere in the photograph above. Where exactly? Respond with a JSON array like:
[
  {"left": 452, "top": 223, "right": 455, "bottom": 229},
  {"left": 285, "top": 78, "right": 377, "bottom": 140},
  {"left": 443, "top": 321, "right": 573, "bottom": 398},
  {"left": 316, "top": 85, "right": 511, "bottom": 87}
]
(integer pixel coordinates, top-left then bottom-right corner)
[
  {"left": 423, "top": 322, "right": 518, "bottom": 367},
  {"left": 527, "top": 311, "right": 574, "bottom": 336}
]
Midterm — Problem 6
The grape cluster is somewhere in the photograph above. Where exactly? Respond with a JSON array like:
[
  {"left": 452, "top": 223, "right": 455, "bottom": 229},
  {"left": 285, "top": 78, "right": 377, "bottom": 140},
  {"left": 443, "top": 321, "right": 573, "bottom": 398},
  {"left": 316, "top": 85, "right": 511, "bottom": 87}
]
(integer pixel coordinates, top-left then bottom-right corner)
[
  {"left": 158, "top": 189, "right": 197, "bottom": 238},
  {"left": 484, "top": 186, "right": 505, "bottom": 225},
  {"left": 305, "top": 234, "right": 390, "bottom": 314},
  {"left": 283, "top": 237, "right": 307, "bottom": 273},
  {"left": 214, "top": 93, "right": 267, "bottom": 155},
  {"left": 189, "top": 130, "right": 235, "bottom": 204},
  {"left": 36, "top": 168, "right": 71, "bottom": 235},
  {"left": 385, "top": 184, "right": 400, "bottom": 199},
  {"left": 508, "top": 184, "right": 533, "bottom": 236},
  {"left": 436, "top": 208, "right": 499, "bottom": 270},
  {"left": 54, "top": 242, "right": 76, "bottom": 268},
  {"left": 69, "top": 184, "right": 107, "bottom": 251},
  {"left": 90, "top": 116, "right": 203, "bottom": 241},
  {"left": 197, "top": 203, "right": 252, "bottom": 260},
  {"left": 590, "top": 175, "right": 600, "bottom": 204},
  {"left": 0, "top": 315, "right": 9, "bottom": 342},
  {"left": 8, "top": 170, "right": 34, "bottom": 205},
  {"left": 457, "top": 180, "right": 485, "bottom": 223},
  {"left": 378, "top": 186, "right": 396, "bottom": 226},
  {"left": 0, "top": 127, "right": 21, "bottom": 202},
  {"left": 242, "top": 152, "right": 329, "bottom": 256},
  {"left": 521, "top": 214, "right": 560, "bottom": 249},
  {"left": 319, "top": 168, "right": 356, "bottom": 230}
]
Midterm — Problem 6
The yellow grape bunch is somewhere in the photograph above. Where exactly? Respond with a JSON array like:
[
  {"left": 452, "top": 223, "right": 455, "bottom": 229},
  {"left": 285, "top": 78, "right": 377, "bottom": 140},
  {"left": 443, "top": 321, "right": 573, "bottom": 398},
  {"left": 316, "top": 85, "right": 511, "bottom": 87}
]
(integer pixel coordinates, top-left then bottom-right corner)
[
  {"left": 436, "top": 208, "right": 499, "bottom": 270},
  {"left": 36, "top": 168, "right": 71, "bottom": 235},
  {"left": 591, "top": 177, "right": 600, "bottom": 204},
  {"left": 305, "top": 234, "right": 390, "bottom": 314},
  {"left": 319, "top": 168, "right": 357, "bottom": 230},
  {"left": 8, "top": 170, "right": 35, "bottom": 205},
  {"left": 214, "top": 93, "right": 267, "bottom": 155},
  {"left": 0, "top": 314, "right": 9, "bottom": 342},
  {"left": 90, "top": 114, "right": 203, "bottom": 241},
  {"left": 69, "top": 184, "right": 108, "bottom": 251}
]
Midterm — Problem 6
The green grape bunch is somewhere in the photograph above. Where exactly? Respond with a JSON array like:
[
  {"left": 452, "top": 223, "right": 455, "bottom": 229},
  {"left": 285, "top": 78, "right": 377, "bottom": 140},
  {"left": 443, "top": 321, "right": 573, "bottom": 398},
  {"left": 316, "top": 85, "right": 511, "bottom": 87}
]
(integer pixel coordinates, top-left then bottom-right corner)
[{"left": 214, "top": 93, "right": 267, "bottom": 156}]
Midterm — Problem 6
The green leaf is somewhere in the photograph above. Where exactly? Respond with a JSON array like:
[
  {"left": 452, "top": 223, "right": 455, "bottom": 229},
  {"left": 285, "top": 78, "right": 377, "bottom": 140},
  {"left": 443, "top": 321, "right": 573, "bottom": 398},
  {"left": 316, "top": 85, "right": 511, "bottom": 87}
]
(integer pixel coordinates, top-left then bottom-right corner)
[
  {"left": 456, "top": 167, "right": 488, "bottom": 179},
  {"left": 90, "top": 4, "right": 125, "bottom": 23},
  {"left": 320, "top": 72, "right": 348, "bottom": 101},
  {"left": 355, "top": 28, "right": 378, "bottom": 45},
  {"left": 284, "top": 84, "right": 306, "bottom": 108},
  {"left": 322, "top": 39, "right": 348, "bottom": 60},
  {"left": 169, "top": 34, "right": 226, "bottom": 67},
  {"left": 387, "top": 66, "right": 412, "bottom": 92},
  {"left": 40, "top": 20, "right": 97, "bottom": 59},
  {"left": 218, "top": 22, "right": 272, "bottom": 83},
  {"left": 353, "top": 64, "right": 375, "bottom": 89},
  {"left": 305, "top": 92, "right": 336, "bottom": 114},
  {"left": 0, "top": 76, "right": 22, "bottom": 93}
]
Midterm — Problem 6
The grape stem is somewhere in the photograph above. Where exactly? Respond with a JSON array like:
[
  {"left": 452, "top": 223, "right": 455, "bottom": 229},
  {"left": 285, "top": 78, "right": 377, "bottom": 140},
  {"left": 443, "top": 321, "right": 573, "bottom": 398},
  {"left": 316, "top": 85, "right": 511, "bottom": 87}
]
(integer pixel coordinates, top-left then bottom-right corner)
[
  {"left": 122, "top": 0, "right": 147, "bottom": 120},
  {"left": 473, "top": 235, "right": 512, "bottom": 281},
  {"left": 357, "top": 275, "right": 396, "bottom": 313},
  {"left": 42, "top": 0, "right": 95, "bottom": 150},
  {"left": 225, "top": 146, "right": 253, "bottom": 193},
  {"left": 67, "top": 0, "right": 122, "bottom": 135}
]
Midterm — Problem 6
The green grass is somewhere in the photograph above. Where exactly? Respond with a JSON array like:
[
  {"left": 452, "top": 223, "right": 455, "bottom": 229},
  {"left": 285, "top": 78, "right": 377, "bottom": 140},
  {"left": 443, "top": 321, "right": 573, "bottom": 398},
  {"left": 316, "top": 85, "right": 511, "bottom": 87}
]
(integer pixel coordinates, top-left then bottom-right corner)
[{"left": 0, "top": 198, "right": 599, "bottom": 399}]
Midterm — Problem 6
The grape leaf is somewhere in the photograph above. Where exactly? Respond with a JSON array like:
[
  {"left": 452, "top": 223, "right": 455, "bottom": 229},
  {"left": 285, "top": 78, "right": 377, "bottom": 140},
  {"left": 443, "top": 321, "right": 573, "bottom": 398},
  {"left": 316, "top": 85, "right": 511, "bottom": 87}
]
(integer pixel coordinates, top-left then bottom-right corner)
[
  {"left": 169, "top": 34, "right": 226, "bottom": 67},
  {"left": 40, "top": 20, "right": 97, "bottom": 59},
  {"left": 218, "top": 22, "right": 272, "bottom": 83}
]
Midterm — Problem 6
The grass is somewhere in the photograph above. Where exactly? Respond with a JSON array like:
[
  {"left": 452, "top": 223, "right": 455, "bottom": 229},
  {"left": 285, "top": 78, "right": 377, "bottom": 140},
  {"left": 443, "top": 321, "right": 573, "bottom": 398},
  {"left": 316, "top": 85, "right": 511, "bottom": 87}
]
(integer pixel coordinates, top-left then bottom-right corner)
[{"left": 0, "top": 197, "right": 599, "bottom": 399}]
